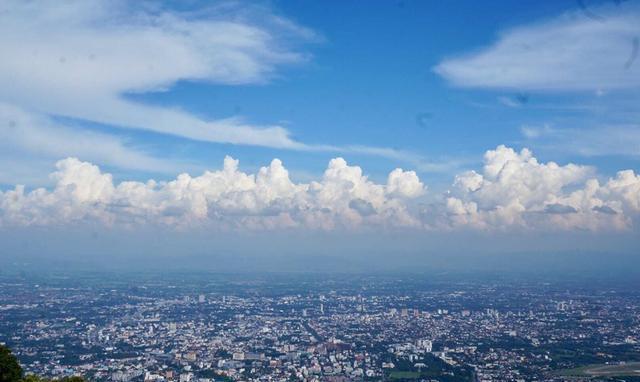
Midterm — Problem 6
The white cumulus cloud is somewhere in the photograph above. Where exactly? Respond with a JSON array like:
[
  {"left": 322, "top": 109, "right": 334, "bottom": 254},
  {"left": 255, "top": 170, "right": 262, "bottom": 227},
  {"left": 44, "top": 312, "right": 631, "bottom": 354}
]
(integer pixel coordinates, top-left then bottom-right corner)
[
  {"left": 444, "top": 145, "right": 639, "bottom": 231},
  {"left": 2, "top": 146, "right": 640, "bottom": 232},
  {"left": 0, "top": 156, "right": 425, "bottom": 230}
]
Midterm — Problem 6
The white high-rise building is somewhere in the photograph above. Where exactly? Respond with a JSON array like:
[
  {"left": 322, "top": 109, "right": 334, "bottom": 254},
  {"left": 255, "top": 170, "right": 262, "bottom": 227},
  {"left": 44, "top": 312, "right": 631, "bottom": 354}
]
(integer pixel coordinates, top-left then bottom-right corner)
[{"left": 417, "top": 339, "right": 433, "bottom": 352}]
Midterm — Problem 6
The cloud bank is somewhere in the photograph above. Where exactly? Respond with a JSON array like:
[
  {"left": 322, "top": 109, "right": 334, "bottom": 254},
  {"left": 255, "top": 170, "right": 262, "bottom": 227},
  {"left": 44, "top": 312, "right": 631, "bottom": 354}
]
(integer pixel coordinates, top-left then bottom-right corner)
[{"left": 1, "top": 146, "right": 639, "bottom": 232}]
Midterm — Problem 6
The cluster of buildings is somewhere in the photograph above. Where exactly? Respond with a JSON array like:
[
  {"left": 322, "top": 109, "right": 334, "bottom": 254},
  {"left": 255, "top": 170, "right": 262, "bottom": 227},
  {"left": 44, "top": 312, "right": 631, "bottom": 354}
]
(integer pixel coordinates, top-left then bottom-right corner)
[{"left": 1, "top": 275, "right": 639, "bottom": 381}]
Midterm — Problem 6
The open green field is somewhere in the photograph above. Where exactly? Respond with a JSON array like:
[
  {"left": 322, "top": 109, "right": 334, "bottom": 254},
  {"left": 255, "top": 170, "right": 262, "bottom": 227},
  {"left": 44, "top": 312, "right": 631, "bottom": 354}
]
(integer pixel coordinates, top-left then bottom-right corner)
[
  {"left": 388, "top": 371, "right": 421, "bottom": 379},
  {"left": 558, "top": 362, "right": 640, "bottom": 377}
]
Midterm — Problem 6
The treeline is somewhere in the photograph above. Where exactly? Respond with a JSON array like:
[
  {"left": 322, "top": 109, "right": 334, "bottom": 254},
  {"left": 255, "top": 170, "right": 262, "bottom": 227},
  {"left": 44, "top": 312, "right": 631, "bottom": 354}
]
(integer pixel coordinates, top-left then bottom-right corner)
[{"left": 1, "top": 345, "right": 86, "bottom": 382}]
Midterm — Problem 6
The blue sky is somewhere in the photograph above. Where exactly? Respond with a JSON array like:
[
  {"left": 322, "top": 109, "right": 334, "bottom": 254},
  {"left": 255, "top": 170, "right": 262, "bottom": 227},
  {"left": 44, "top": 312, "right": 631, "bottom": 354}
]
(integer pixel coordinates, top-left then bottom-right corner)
[
  {"left": 1, "top": 0, "right": 637, "bottom": 183},
  {"left": 117, "top": 0, "right": 620, "bottom": 183},
  {"left": 0, "top": 0, "right": 639, "bottom": 260}
]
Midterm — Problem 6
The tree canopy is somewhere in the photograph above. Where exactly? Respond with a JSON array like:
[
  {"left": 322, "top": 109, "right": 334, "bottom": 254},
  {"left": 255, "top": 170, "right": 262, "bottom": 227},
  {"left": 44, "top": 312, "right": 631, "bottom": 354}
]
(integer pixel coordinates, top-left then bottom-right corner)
[
  {"left": 0, "top": 345, "right": 85, "bottom": 382},
  {"left": 0, "top": 344, "right": 23, "bottom": 382}
]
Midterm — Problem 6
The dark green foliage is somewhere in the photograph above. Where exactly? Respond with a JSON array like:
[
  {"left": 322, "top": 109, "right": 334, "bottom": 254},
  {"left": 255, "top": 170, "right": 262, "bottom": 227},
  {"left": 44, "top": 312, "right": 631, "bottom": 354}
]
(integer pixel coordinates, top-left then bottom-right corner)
[
  {"left": 384, "top": 354, "right": 473, "bottom": 382},
  {"left": 59, "top": 377, "right": 86, "bottom": 382},
  {"left": 0, "top": 346, "right": 86, "bottom": 382},
  {"left": 196, "top": 369, "right": 231, "bottom": 380},
  {"left": 22, "top": 376, "right": 47, "bottom": 382},
  {"left": 20, "top": 374, "right": 85, "bottom": 382},
  {"left": 0, "top": 345, "right": 23, "bottom": 382}
]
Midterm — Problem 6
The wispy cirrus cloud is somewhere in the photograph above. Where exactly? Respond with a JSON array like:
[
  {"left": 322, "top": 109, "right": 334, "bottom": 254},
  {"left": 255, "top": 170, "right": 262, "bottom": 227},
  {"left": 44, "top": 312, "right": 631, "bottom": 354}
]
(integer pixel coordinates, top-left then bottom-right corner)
[
  {"left": 520, "top": 123, "right": 640, "bottom": 158},
  {"left": 434, "top": 4, "right": 640, "bottom": 91},
  {"left": 0, "top": 0, "right": 430, "bottom": 181},
  {"left": 0, "top": 0, "right": 312, "bottom": 148},
  {"left": 435, "top": 3, "right": 640, "bottom": 167},
  {"left": 0, "top": 103, "right": 192, "bottom": 186}
]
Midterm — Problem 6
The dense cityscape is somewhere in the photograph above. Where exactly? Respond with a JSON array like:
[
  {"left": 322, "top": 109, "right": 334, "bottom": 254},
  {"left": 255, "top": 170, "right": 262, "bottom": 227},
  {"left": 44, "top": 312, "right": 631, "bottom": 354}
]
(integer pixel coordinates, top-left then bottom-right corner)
[{"left": 1, "top": 272, "right": 639, "bottom": 382}]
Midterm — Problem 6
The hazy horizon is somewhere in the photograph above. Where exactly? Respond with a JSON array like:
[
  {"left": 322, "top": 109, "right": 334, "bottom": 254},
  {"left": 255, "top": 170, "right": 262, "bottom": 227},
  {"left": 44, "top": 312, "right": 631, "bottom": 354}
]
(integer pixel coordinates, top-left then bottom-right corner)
[{"left": 1, "top": 0, "right": 639, "bottom": 272}]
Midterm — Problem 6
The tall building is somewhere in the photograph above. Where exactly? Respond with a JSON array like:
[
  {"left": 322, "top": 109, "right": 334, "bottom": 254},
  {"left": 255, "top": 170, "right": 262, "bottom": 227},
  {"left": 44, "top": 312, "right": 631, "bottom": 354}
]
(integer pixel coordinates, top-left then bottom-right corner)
[
  {"left": 417, "top": 339, "right": 433, "bottom": 352},
  {"left": 198, "top": 294, "right": 205, "bottom": 303}
]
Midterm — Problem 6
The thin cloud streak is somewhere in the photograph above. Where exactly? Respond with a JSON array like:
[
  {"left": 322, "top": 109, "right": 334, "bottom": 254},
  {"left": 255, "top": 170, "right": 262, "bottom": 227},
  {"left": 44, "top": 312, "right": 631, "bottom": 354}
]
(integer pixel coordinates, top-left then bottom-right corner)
[
  {"left": 0, "top": 0, "right": 418, "bottom": 173},
  {"left": 0, "top": 103, "right": 190, "bottom": 185},
  {"left": 520, "top": 124, "right": 640, "bottom": 158}
]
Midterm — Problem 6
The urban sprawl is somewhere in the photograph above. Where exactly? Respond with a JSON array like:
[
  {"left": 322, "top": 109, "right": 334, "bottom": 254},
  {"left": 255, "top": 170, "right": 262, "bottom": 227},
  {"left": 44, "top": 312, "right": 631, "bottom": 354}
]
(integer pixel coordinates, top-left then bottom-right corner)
[{"left": 1, "top": 273, "right": 639, "bottom": 382}]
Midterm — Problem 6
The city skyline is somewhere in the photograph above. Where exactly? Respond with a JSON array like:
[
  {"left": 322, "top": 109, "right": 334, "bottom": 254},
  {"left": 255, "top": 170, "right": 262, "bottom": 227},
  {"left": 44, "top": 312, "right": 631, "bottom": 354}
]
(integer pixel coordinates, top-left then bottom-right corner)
[{"left": 1, "top": 272, "right": 639, "bottom": 381}]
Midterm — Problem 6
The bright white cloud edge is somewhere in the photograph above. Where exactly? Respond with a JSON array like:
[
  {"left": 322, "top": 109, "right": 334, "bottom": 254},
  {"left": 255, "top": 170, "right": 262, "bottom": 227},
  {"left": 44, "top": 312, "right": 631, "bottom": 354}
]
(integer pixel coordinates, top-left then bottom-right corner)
[{"left": 1, "top": 146, "right": 639, "bottom": 232}]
